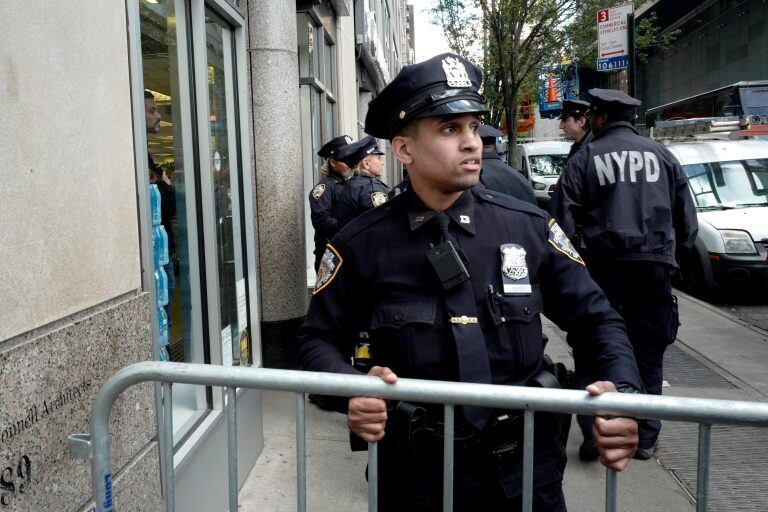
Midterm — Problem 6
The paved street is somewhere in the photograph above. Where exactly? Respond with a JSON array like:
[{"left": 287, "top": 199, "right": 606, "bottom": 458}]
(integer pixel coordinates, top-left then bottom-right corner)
[
  {"left": 682, "top": 287, "right": 768, "bottom": 332},
  {"left": 238, "top": 290, "right": 768, "bottom": 511}
]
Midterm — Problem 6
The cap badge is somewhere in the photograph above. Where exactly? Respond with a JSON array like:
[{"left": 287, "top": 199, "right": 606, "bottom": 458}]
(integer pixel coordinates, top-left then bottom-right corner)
[
  {"left": 442, "top": 56, "right": 471, "bottom": 88},
  {"left": 344, "top": 135, "right": 353, "bottom": 144}
]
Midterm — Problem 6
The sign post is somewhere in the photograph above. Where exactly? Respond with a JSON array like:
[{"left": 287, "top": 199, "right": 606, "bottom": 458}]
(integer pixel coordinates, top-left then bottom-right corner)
[{"left": 597, "top": 3, "right": 634, "bottom": 72}]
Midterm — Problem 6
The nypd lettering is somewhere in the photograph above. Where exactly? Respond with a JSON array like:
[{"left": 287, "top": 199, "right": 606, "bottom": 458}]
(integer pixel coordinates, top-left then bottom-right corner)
[
  {"left": 547, "top": 219, "right": 585, "bottom": 266},
  {"left": 313, "top": 244, "right": 343, "bottom": 294},
  {"left": 500, "top": 244, "right": 532, "bottom": 295},
  {"left": 593, "top": 151, "right": 660, "bottom": 186}
]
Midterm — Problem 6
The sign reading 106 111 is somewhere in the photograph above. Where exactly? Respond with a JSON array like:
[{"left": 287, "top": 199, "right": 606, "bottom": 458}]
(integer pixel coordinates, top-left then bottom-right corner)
[{"left": 597, "top": 3, "right": 633, "bottom": 71}]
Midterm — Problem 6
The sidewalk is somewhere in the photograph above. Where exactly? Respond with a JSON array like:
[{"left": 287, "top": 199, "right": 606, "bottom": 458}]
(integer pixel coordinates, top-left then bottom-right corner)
[{"left": 237, "top": 290, "right": 768, "bottom": 511}]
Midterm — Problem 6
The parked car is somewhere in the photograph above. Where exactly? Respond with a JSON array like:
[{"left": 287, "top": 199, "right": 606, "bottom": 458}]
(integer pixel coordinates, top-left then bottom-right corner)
[
  {"left": 510, "top": 141, "right": 571, "bottom": 208},
  {"left": 667, "top": 139, "right": 768, "bottom": 290}
]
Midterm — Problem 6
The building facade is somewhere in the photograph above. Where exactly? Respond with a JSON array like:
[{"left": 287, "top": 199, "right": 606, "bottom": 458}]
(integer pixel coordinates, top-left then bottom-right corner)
[
  {"left": 636, "top": 0, "right": 768, "bottom": 119},
  {"left": 0, "top": 0, "right": 412, "bottom": 511}
]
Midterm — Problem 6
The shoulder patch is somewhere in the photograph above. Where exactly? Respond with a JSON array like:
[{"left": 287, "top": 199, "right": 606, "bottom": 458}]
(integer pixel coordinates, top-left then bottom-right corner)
[
  {"left": 311, "top": 183, "right": 326, "bottom": 200},
  {"left": 547, "top": 219, "right": 585, "bottom": 266},
  {"left": 371, "top": 191, "right": 388, "bottom": 207},
  {"left": 313, "top": 244, "right": 343, "bottom": 294}
]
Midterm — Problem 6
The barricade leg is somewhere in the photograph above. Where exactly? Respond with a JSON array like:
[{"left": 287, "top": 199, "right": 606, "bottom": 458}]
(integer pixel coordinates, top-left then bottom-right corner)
[
  {"left": 522, "top": 410, "right": 534, "bottom": 512},
  {"left": 296, "top": 393, "right": 307, "bottom": 512},
  {"left": 163, "top": 382, "right": 175, "bottom": 512},
  {"left": 696, "top": 423, "right": 711, "bottom": 512},
  {"left": 605, "top": 469, "right": 617, "bottom": 512},
  {"left": 443, "top": 404, "right": 454, "bottom": 511},
  {"left": 368, "top": 441, "right": 378, "bottom": 512},
  {"left": 227, "top": 387, "right": 238, "bottom": 512}
]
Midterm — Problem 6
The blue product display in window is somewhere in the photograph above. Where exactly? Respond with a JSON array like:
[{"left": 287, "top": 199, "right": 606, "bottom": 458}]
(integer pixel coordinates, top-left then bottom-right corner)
[
  {"left": 158, "top": 307, "right": 170, "bottom": 348},
  {"left": 152, "top": 225, "right": 169, "bottom": 267},
  {"left": 155, "top": 267, "right": 169, "bottom": 306},
  {"left": 150, "top": 184, "right": 162, "bottom": 226}
]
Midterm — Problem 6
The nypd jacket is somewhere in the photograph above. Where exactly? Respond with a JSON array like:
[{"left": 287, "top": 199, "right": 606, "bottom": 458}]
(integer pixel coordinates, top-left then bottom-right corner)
[
  {"left": 299, "top": 186, "right": 642, "bottom": 456},
  {"left": 480, "top": 152, "right": 537, "bottom": 206},
  {"left": 334, "top": 172, "right": 390, "bottom": 229},
  {"left": 309, "top": 171, "right": 347, "bottom": 268},
  {"left": 550, "top": 121, "right": 698, "bottom": 266}
]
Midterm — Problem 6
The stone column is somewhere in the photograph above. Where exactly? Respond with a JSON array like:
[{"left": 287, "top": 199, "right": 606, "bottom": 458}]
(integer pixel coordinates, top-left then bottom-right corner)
[{"left": 246, "top": 1, "right": 307, "bottom": 366}]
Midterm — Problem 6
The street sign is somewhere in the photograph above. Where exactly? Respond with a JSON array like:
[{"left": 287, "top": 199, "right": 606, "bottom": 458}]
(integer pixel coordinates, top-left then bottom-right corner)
[{"left": 597, "top": 3, "right": 633, "bottom": 71}]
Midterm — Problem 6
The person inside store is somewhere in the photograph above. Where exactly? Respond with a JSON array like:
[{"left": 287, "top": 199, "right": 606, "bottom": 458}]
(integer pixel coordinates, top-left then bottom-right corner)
[
  {"left": 309, "top": 135, "right": 355, "bottom": 272},
  {"left": 550, "top": 88, "right": 698, "bottom": 462},
  {"left": 558, "top": 99, "right": 592, "bottom": 164},
  {"left": 477, "top": 124, "right": 537, "bottom": 205},
  {"left": 333, "top": 135, "right": 391, "bottom": 229},
  {"left": 297, "top": 53, "right": 644, "bottom": 511}
]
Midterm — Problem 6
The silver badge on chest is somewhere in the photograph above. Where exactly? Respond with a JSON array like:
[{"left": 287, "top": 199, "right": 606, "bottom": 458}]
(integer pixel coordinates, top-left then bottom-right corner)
[{"left": 501, "top": 245, "right": 528, "bottom": 280}]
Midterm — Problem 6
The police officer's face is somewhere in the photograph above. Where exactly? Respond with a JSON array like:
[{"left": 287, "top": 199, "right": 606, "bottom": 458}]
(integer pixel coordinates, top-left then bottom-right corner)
[
  {"left": 364, "top": 155, "right": 384, "bottom": 177},
  {"left": 559, "top": 115, "right": 586, "bottom": 141},
  {"left": 145, "top": 98, "right": 161, "bottom": 134},
  {"left": 392, "top": 114, "right": 482, "bottom": 194}
]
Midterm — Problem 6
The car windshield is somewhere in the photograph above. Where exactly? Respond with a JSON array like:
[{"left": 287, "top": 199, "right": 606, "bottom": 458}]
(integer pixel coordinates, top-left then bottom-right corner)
[
  {"left": 528, "top": 154, "right": 567, "bottom": 176},
  {"left": 683, "top": 158, "right": 768, "bottom": 209}
]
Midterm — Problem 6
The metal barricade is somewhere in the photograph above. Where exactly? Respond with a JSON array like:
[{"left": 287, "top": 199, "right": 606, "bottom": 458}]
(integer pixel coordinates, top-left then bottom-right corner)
[{"left": 69, "top": 361, "right": 768, "bottom": 512}]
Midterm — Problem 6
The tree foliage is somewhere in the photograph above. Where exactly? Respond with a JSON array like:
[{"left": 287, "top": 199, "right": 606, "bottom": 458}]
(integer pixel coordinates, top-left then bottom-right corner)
[{"left": 428, "top": 0, "right": 675, "bottom": 159}]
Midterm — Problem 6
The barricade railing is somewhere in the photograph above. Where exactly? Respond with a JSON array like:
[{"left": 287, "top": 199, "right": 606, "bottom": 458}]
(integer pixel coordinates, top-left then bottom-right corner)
[{"left": 68, "top": 362, "right": 768, "bottom": 512}]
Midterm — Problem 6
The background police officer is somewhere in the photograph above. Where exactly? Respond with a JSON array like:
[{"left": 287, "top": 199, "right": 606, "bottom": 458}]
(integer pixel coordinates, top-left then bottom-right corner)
[
  {"left": 298, "top": 55, "right": 643, "bottom": 510},
  {"left": 309, "top": 135, "right": 354, "bottom": 271},
  {"left": 478, "top": 124, "right": 537, "bottom": 205},
  {"left": 550, "top": 88, "right": 698, "bottom": 461},
  {"left": 334, "top": 135, "right": 390, "bottom": 229},
  {"left": 558, "top": 99, "right": 592, "bottom": 163}
]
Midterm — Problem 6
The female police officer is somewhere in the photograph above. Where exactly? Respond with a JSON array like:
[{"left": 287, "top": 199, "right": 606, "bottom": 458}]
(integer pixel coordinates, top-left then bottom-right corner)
[
  {"left": 334, "top": 135, "right": 391, "bottom": 229},
  {"left": 309, "top": 135, "right": 354, "bottom": 271},
  {"left": 297, "top": 53, "right": 643, "bottom": 511}
]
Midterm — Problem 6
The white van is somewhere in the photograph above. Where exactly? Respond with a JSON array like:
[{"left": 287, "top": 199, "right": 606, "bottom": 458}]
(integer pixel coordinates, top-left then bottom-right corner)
[
  {"left": 511, "top": 141, "right": 572, "bottom": 207},
  {"left": 667, "top": 139, "right": 768, "bottom": 290}
]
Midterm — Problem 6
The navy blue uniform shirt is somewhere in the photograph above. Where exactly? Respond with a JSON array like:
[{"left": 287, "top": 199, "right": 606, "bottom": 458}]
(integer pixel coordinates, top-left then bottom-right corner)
[
  {"left": 299, "top": 185, "right": 641, "bottom": 388},
  {"left": 480, "top": 151, "right": 537, "bottom": 206},
  {"left": 335, "top": 172, "right": 390, "bottom": 229},
  {"left": 550, "top": 121, "right": 698, "bottom": 266},
  {"left": 309, "top": 170, "right": 347, "bottom": 269}
]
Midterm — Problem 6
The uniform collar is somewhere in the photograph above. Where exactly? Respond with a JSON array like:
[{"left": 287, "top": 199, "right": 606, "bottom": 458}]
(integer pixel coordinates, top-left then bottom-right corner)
[
  {"left": 403, "top": 188, "right": 476, "bottom": 235},
  {"left": 592, "top": 121, "right": 637, "bottom": 141},
  {"left": 482, "top": 150, "right": 501, "bottom": 160},
  {"left": 328, "top": 170, "right": 346, "bottom": 182}
]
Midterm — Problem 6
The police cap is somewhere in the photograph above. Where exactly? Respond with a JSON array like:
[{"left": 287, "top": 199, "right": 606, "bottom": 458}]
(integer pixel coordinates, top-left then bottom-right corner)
[
  {"left": 558, "top": 99, "right": 591, "bottom": 120},
  {"left": 588, "top": 88, "right": 641, "bottom": 117},
  {"left": 365, "top": 53, "right": 489, "bottom": 140},
  {"left": 336, "top": 135, "right": 385, "bottom": 167},
  {"left": 317, "top": 135, "right": 354, "bottom": 159},
  {"left": 478, "top": 124, "right": 503, "bottom": 144}
]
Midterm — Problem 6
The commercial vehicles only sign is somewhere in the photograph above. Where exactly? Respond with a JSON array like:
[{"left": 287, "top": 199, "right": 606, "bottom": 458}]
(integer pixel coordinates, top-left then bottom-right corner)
[{"left": 597, "top": 3, "right": 633, "bottom": 71}]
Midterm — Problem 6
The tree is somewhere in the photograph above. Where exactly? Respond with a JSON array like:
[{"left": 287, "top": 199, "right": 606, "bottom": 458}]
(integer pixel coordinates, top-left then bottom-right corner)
[
  {"left": 429, "top": 1, "right": 676, "bottom": 160},
  {"left": 430, "top": 0, "right": 578, "bottom": 162}
]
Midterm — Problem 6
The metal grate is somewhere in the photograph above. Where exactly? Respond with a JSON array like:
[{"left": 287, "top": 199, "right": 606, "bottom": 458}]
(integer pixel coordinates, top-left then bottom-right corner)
[
  {"left": 663, "top": 345, "right": 736, "bottom": 389},
  {"left": 659, "top": 422, "right": 768, "bottom": 511}
]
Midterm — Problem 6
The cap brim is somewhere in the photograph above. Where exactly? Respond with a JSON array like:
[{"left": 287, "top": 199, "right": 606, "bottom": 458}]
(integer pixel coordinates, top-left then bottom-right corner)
[{"left": 412, "top": 99, "right": 489, "bottom": 120}]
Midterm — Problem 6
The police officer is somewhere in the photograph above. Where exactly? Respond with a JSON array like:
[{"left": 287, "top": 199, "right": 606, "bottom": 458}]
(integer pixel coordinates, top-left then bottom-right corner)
[
  {"left": 309, "top": 135, "right": 354, "bottom": 271},
  {"left": 334, "top": 135, "right": 390, "bottom": 229},
  {"left": 298, "top": 54, "right": 644, "bottom": 510},
  {"left": 478, "top": 124, "right": 536, "bottom": 205},
  {"left": 559, "top": 99, "right": 592, "bottom": 163},
  {"left": 550, "top": 88, "right": 698, "bottom": 461}
]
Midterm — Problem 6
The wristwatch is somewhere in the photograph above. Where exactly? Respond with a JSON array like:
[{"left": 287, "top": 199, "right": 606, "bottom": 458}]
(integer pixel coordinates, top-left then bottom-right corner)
[{"left": 615, "top": 384, "right": 642, "bottom": 394}]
